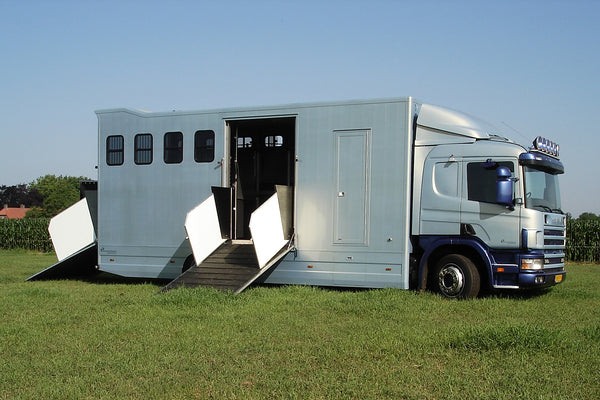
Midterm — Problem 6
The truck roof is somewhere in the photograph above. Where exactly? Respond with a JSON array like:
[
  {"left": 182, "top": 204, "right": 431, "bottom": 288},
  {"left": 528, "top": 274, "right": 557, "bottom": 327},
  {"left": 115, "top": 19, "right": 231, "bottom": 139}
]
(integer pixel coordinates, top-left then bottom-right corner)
[{"left": 416, "top": 103, "right": 503, "bottom": 140}]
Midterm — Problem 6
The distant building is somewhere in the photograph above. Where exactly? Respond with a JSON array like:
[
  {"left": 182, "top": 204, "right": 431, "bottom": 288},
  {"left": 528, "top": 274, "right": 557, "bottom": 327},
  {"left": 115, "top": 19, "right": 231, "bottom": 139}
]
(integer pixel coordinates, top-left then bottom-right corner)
[{"left": 0, "top": 204, "right": 30, "bottom": 219}]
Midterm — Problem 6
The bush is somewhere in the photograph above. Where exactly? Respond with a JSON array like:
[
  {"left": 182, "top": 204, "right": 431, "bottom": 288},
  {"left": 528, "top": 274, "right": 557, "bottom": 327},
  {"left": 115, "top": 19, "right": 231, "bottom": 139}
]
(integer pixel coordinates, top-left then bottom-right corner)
[{"left": 0, "top": 218, "right": 52, "bottom": 252}]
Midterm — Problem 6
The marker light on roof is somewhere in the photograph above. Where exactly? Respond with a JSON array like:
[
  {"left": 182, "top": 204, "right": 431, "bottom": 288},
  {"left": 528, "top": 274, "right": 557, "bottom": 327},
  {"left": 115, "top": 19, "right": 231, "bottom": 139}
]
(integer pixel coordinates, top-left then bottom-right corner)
[{"left": 533, "top": 136, "right": 560, "bottom": 158}]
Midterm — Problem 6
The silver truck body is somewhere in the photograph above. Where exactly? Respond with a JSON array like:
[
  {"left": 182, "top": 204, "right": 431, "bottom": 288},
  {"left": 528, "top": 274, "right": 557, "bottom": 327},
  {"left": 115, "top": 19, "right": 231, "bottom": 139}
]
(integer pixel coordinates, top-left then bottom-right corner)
[{"left": 30, "top": 97, "right": 566, "bottom": 297}]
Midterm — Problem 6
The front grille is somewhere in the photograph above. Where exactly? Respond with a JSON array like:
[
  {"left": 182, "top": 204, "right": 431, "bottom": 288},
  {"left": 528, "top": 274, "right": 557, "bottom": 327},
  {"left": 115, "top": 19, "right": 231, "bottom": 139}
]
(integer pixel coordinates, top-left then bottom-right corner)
[{"left": 544, "top": 219, "right": 566, "bottom": 268}]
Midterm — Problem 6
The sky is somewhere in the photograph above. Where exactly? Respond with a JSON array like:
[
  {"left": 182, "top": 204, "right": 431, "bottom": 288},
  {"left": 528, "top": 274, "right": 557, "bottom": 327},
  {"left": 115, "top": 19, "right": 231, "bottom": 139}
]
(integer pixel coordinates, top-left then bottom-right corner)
[{"left": 1, "top": 0, "right": 599, "bottom": 217}]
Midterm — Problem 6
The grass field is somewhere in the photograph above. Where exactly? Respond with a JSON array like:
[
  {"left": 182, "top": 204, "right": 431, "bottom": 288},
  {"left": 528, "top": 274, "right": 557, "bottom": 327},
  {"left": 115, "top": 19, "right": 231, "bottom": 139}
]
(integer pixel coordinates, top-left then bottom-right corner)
[{"left": 1, "top": 250, "right": 599, "bottom": 399}]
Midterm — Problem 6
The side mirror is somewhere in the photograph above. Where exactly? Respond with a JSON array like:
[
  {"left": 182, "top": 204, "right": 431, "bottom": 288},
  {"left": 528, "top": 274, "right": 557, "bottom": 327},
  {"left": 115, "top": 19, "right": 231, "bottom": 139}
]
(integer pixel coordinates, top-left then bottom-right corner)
[{"left": 496, "top": 166, "right": 514, "bottom": 207}]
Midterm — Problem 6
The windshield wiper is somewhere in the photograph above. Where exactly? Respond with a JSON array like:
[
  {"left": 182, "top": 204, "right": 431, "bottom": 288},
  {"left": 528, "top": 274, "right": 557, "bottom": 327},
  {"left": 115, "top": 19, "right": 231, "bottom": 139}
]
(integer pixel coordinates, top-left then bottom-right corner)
[
  {"left": 532, "top": 205, "right": 553, "bottom": 212},
  {"left": 552, "top": 208, "right": 565, "bottom": 214}
]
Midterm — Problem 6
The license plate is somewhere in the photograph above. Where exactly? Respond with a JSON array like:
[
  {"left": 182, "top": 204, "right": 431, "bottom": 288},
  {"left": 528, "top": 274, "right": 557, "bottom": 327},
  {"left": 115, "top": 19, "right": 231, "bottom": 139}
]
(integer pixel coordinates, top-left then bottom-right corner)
[{"left": 555, "top": 274, "right": 563, "bottom": 283}]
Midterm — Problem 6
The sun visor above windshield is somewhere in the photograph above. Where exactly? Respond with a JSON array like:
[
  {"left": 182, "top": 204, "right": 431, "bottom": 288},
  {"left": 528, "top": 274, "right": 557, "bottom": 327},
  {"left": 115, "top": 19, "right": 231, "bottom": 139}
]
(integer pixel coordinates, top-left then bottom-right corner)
[{"left": 416, "top": 104, "right": 499, "bottom": 141}]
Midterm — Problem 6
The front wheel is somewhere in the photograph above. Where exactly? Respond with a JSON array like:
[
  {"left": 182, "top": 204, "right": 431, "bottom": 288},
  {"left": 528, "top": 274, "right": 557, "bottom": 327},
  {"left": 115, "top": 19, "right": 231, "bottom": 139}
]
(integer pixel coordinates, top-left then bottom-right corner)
[{"left": 433, "top": 254, "right": 480, "bottom": 299}]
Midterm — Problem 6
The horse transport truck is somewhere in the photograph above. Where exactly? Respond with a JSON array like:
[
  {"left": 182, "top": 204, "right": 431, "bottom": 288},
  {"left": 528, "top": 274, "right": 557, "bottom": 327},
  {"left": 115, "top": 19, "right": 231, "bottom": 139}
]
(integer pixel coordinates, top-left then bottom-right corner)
[{"left": 29, "top": 97, "right": 566, "bottom": 298}]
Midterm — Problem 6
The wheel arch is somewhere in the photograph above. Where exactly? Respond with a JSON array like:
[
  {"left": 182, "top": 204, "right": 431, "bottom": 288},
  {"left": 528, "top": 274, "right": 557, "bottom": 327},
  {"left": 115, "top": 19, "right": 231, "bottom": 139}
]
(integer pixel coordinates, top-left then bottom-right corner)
[{"left": 417, "top": 237, "right": 493, "bottom": 291}]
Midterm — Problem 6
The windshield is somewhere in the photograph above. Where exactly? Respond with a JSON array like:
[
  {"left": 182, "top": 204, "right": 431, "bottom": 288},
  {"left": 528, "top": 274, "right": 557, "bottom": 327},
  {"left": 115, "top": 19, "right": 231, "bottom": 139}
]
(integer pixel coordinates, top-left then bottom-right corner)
[{"left": 524, "top": 166, "right": 562, "bottom": 213}]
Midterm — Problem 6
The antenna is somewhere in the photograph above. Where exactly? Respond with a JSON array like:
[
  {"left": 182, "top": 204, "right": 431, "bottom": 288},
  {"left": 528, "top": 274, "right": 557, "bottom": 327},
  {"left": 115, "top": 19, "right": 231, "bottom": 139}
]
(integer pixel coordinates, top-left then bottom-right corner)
[{"left": 501, "top": 121, "right": 529, "bottom": 142}]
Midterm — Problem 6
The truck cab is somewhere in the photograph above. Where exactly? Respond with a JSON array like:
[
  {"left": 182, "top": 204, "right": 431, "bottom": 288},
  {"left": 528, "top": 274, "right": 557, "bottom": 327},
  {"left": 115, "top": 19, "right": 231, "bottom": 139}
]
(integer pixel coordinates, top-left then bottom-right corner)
[{"left": 413, "top": 104, "right": 566, "bottom": 298}]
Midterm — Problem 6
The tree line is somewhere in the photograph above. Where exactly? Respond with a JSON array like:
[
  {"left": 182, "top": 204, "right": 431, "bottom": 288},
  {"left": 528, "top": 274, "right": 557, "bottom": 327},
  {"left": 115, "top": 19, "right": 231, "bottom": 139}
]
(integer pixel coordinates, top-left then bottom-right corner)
[
  {"left": 569, "top": 212, "right": 600, "bottom": 222},
  {"left": 0, "top": 175, "right": 90, "bottom": 218}
]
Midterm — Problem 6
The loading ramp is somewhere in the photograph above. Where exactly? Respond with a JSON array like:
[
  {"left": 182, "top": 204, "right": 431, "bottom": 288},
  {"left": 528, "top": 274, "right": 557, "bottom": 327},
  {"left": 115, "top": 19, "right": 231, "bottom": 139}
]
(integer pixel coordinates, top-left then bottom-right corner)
[
  {"left": 27, "top": 242, "right": 98, "bottom": 281},
  {"left": 160, "top": 240, "right": 291, "bottom": 294},
  {"left": 162, "top": 185, "right": 294, "bottom": 294},
  {"left": 27, "top": 196, "right": 98, "bottom": 281}
]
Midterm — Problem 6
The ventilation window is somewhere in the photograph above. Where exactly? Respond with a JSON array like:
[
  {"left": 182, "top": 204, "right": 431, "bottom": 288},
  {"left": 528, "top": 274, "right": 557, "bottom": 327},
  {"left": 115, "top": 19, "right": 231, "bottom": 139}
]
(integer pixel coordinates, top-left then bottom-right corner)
[
  {"left": 134, "top": 134, "right": 153, "bottom": 165},
  {"left": 237, "top": 137, "right": 253, "bottom": 149},
  {"left": 265, "top": 135, "right": 283, "bottom": 147},
  {"left": 106, "top": 135, "right": 124, "bottom": 166},
  {"left": 164, "top": 132, "right": 183, "bottom": 164},
  {"left": 194, "top": 130, "right": 215, "bottom": 162}
]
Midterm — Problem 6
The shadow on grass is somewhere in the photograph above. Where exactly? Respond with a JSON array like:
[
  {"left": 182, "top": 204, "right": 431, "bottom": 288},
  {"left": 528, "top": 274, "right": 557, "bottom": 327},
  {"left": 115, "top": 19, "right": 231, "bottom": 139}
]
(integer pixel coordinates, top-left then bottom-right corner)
[
  {"left": 257, "top": 283, "right": 556, "bottom": 301},
  {"left": 484, "top": 287, "right": 552, "bottom": 300},
  {"left": 30, "top": 274, "right": 557, "bottom": 300},
  {"left": 74, "top": 271, "right": 170, "bottom": 287}
]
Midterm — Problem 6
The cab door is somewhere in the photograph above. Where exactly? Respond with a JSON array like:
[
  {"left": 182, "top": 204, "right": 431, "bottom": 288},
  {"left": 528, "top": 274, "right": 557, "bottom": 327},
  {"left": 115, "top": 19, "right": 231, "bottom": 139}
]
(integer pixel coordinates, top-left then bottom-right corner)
[{"left": 460, "top": 159, "right": 521, "bottom": 249}]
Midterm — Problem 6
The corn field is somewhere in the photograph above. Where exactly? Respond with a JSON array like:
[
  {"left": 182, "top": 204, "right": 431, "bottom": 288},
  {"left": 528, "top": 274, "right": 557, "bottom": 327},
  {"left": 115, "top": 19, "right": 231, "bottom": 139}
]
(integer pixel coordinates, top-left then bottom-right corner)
[
  {"left": 566, "top": 220, "right": 600, "bottom": 263},
  {"left": 0, "top": 218, "right": 52, "bottom": 252},
  {"left": 0, "top": 218, "right": 598, "bottom": 263}
]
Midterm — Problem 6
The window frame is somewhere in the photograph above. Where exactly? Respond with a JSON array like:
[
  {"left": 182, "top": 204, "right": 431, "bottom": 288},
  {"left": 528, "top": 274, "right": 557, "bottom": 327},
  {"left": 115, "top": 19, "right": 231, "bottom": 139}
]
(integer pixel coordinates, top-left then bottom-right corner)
[
  {"left": 164, "top": 131, "right": 183, "bottom": 164},
  {"left": 194, "top": 130, "right": 215, "bottom": 163},
  {"left": 134, "top": 133, "right": 153, "bottom": 165},
  {"left": 106, "top": 135, "right": 124, "bottom": 166}
]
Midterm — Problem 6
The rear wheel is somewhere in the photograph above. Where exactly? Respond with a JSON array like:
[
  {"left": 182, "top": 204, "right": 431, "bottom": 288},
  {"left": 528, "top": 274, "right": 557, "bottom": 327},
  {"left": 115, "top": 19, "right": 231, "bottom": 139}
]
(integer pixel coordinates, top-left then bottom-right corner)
[{"left": 433, "top": 254, "right": 480, "bottom": 299}]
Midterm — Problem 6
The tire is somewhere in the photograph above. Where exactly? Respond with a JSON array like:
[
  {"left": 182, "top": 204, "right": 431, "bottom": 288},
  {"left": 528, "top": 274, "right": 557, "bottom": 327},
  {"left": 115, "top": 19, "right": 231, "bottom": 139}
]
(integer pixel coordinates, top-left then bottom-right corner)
[{"left": 433, "top": 254, "right": 480, "bottom": 299}]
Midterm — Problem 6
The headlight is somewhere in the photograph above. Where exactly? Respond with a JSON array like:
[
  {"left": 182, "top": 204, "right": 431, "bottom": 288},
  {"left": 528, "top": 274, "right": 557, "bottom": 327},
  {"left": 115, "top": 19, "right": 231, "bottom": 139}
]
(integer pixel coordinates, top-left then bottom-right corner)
[{"left": 521, "top": 258, "right": 544, "bottom": 270}]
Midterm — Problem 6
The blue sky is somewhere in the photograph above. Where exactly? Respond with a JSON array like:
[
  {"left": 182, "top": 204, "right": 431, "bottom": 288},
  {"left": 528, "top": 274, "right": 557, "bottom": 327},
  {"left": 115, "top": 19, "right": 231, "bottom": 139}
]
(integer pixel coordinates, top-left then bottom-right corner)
[{"left": 1, "top": 0, "right": 599, "bottom": 217}]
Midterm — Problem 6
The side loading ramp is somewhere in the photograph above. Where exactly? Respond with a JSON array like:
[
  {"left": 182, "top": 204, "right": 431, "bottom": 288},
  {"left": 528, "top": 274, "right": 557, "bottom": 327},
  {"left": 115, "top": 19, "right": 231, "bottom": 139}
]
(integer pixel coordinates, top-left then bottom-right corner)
[
  {"left": 161, "top": 185, "right": 293, "bottom": 294},
  {"left": 27, "top": 195, "right": 99, "bottom": 281}
]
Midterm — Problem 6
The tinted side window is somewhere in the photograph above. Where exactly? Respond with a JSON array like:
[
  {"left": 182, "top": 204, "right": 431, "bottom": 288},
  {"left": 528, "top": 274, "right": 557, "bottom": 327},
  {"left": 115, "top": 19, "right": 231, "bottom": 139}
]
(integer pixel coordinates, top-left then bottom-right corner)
[
  {"left": 467, "top": 161, "right": 514, "bottom": 203},
  {"left": 134, "top": 134, "right": 153, "bottom": 165},
  {"left": 107, "top": 135, "right": 124, "bottom": 166},
  {"left": 194, "top": 130, "right": 215, "bottom": 162},
  {"left": 164, "top": 132, "right": 183, "bottom": 164}
]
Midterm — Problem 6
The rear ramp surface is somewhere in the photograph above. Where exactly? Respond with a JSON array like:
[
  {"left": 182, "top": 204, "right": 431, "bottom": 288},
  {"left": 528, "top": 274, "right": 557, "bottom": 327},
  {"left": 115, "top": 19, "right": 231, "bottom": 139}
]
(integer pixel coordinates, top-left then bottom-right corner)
[
  {"left": 26, "top": 243, "right": 98, "bottom": 281},
  {"left": 161, "top": 241, "right": 291, "bottom": 294},
  {"left": 28, "top": 195, "right": 98, "bottom": 281}
]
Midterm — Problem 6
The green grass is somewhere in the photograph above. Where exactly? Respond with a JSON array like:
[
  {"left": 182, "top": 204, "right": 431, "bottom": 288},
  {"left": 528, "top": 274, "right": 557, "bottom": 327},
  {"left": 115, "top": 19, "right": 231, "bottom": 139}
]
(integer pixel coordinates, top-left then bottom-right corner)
[{"left": 1, "top": 250, "right": 599, "bottom": 399}]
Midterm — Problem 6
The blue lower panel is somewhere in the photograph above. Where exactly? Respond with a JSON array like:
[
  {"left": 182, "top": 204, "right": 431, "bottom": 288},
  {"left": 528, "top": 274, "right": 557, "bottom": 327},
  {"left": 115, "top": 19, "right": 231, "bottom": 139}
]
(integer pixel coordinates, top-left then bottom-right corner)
[
  {"left": 518, "top": 270, "right": 565, "bottom": 287},
  {"left": 493, "top": 269, "right": 565, "bottom": 289}
]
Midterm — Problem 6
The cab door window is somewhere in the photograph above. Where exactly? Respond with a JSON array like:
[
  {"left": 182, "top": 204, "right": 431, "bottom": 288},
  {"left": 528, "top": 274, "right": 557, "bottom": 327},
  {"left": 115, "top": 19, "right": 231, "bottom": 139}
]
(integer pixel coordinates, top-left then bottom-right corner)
[{"left": 466, "top": 161, "right": 514, "bottom": 203}]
